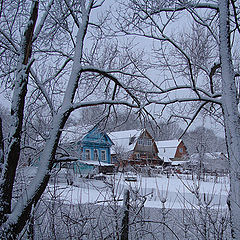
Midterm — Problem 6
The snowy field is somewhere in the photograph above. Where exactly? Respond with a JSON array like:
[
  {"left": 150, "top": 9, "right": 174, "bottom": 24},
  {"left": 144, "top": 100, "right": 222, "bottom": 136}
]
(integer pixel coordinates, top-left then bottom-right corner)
[
  {"left": 35, "top": 171, "right": 230, "bottom": 239},
  {"left": 16, "top": 168, "right": 230, "bottom": 239},
  {"left": 44, "top": 171, "right": 230, "bottom": 210}
]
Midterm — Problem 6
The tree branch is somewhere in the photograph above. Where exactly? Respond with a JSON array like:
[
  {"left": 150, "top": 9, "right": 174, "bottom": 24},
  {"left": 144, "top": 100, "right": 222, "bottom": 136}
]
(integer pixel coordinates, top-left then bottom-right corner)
[
  {"left": 71, "top": 100, "right": 139, "bottom": 110},
  {"left": 33, "top": 0, "right": 54, "bottom": 42},
  {"left": 80, "top": 66, "right": 141, "bottom": 107},
  {"left": 30, "top": 68, "right": 56, "bottom": 116}
]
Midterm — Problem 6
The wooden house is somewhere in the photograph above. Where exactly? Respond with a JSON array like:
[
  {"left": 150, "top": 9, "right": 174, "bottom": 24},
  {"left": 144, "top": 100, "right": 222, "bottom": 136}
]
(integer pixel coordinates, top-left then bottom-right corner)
[
  {"left": 189, "top": 152, "right": 228, "bottom": 173},
  {"left": 156, "top": 139, "right": 188, "bottom": 164},
  {"left": 59, "top": 125, "right": 114, "bottom": 175},
  {"left": 109, "top": 129, "right": 162, "bottom": 167},
  {"left": 80, "top": 125, "right": 114, "bottom": 164}
]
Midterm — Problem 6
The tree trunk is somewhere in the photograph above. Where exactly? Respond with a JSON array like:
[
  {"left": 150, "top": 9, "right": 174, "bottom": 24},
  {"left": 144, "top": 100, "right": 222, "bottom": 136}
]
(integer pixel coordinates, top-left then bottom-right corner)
[
  {"left": 0, "top": 117, "right": 4, "bottom": 168},
  {"left": 219, "top": 0, "right": 240, "bottom": 238},
  {"left": 0, "top": 0, "right": 39, "bottom": 226},
  {"left": 27, "top": 206, "right": 35, "bottom": 240},
  {"left": 0, "top": 2, "right": 93, "bottom": 237}
]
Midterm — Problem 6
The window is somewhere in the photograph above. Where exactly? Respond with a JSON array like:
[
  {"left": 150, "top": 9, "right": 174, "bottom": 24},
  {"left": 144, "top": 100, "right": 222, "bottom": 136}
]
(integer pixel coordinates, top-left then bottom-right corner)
[
  {"left": 94, "top": 149, "right": 99, "bottom": 161},
  {"left": 101, "top": 150, "right": 106, "bottom": 161},
  {"left": 147, "top": 139, "right": 152, "bottom": 146},
  {"left": 85, "top": 149, "right": 90, "bottom": 160},
  {"left": 179, "top": 148, "right": 183, "bottom": 153},
  {"left": 138, "top": 138, "right": 143, "bottom": 145}
]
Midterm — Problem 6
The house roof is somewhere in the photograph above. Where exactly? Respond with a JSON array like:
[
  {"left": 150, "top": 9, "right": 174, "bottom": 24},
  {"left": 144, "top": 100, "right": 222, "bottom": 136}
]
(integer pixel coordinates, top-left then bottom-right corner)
[
  {"left": 156, "top": 139, "right": 182, "bottom": 160},
  {"left": 190, "top": 152, "right": 226, "bottom": 163},
  {"left": 156, "top": 139, "right": 181, "bottom": 148},
  {"left": 109, "top": 129, "right": 143, "bottom": 154},
  {"left": 82, "top": 125, "right": 114, "bottom": 146},
  {"left": 60, "top": 124, "right": 113, "bottom": 146},
  {"left": 189, "top": 152, "right": 228, "bottom": 171}
]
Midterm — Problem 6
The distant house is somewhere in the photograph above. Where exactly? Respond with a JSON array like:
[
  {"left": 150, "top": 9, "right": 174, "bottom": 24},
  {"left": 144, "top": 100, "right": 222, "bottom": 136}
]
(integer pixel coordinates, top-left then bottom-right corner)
[
  {"left": 190, "top": 152, "right": 228, "bottom": 173},
  {"left": 109, "top": 129, "right": 162, "bottom": 167},
  {"left": 59, "top": 125, "right": 114, "bottom": 174},
  {"left": 156, "top": 139, "right": 188, "bottom": 164}
]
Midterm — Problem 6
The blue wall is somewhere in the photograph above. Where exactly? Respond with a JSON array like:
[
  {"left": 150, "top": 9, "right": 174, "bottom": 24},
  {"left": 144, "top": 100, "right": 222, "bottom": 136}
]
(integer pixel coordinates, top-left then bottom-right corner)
[{"left": 80, "top": 126, "right": 113, "bottom": 164}]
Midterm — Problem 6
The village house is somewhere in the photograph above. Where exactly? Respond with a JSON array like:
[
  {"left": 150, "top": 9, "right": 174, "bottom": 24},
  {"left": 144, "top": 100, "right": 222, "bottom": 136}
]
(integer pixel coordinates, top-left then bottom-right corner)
[
  {"left": 189, "top": 152, "right": 228, "bottom": 174},
  {"left": 59, "top": 125, "right": 114, "bottom": 175},
  {"left": 109, "top": 129, "right": 162, "bottom": 167},
  {"left": 156, "top": 139, "right": 188, "bottom": 166},
  {"left": 80, "top": 125, "right": 113, "bottom": 163}
]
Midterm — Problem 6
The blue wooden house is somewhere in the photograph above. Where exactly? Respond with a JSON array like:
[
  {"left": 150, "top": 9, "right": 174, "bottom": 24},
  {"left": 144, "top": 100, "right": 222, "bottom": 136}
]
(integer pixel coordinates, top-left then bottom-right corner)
[
  {"left": 33, "top": 125, "right": 114, "bottom": 182},
  {"left": 80, "top": 125, "right": 114, "bottom": 163},
  {"left": 76, "top": 125, "right": 114, "bottom": 175}
]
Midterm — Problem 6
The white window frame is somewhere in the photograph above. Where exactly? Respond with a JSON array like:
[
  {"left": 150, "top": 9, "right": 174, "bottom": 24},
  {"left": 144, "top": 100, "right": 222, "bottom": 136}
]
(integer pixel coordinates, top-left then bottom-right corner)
[
  {"left": 85, "top": 149, "right": 91, "bottom": 160},
  {"left": 101, "top": 150, "right": 107, "bottom": 161},
  {"left": 147, "top": 139, "right": 152, "bottom": 146},
  {"left": 138, "top": 138, "right": 143, "bottom": 145},
  {"left": 94, "top": 149, "right": 99, "bottom": 161}
]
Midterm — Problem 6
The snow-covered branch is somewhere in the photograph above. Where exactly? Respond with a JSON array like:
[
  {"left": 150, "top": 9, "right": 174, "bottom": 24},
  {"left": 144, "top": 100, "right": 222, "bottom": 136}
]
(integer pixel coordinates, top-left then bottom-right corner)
[
  {"left": 138, "top": 85, "right": 222, "bottom": 100},
  {"left": 80, "top": 66, "right": 141, "bottom": 106},
  {"left": 71, "top": 100, "right": 139, "bottom": 110},
  {"left": 149, "top": 3, "right": 219, "bottom": 16},
  {"left": 146, "top": 96, "right": 221, "bottom": 106},
  {"left": 64, "top": 0, "right": 80, "bottom": 28},
  {"left": 32, "top": 0, "right": 54, "bottom": 42}
]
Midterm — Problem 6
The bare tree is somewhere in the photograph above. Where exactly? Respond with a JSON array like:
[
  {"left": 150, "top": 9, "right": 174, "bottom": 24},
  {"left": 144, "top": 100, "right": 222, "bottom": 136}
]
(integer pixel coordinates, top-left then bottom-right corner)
[
  {"left": 115, "top": 0, "right": 240, "bottom": 238},
  {"left": 183, "top": 126, "right": 226, "bottom": 155},
  {"left": 1, "top": 0, "right": 239, "bottom": 238},
  {"left": 0, "top": 0, "right": 41, "bottom": 233},
  {"left": 0, "top": 0, "right": 144, "bottom": 237}
]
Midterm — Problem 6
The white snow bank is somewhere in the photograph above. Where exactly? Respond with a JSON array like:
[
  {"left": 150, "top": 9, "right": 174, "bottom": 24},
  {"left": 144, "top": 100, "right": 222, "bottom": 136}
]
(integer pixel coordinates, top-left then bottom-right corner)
[{"left": 44, "top": 173, "right": 229, "bottom": 209}]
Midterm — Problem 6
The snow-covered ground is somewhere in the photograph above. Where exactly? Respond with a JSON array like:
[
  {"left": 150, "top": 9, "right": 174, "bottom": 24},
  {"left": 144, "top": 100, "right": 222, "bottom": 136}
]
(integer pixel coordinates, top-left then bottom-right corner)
[{"left": 44, "top": 171, "right": 229, "bottom": 210}]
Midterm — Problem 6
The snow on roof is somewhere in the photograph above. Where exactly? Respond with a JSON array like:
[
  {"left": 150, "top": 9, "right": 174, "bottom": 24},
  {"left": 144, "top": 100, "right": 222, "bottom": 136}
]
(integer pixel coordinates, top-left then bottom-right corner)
[
  {"left": 171, "top": 160, "right": 189, "bottom": 166},
  {"left": 109, "top": 129, "right": 143, "bottom": 154},
  {"left": 156, "top": 139, "right": 181, "bottom": 160},
  {"left": 156, "top": 139, "right": 181, "bottom": 148},
  {"left": 158, "top": 149, "right": 177, "bottom": 160},
  {"left": 190, "top": 152, "right": 226, "bottom": 162}
]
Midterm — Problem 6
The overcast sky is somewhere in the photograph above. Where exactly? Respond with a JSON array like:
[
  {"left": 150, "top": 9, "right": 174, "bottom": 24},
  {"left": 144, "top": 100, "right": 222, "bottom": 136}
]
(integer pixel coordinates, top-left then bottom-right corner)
[{"left": 0, "top": 0, "right": 225, "bottom": 137}]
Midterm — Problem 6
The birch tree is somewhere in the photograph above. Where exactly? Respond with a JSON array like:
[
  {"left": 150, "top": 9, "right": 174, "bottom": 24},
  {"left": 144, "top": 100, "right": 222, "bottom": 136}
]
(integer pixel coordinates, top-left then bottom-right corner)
[
  {"left": 0, "top": 0, "right": 142, "bottom": 238},
  {"left": 116, "top": 0, "right": 240, "bottom": 238}
]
